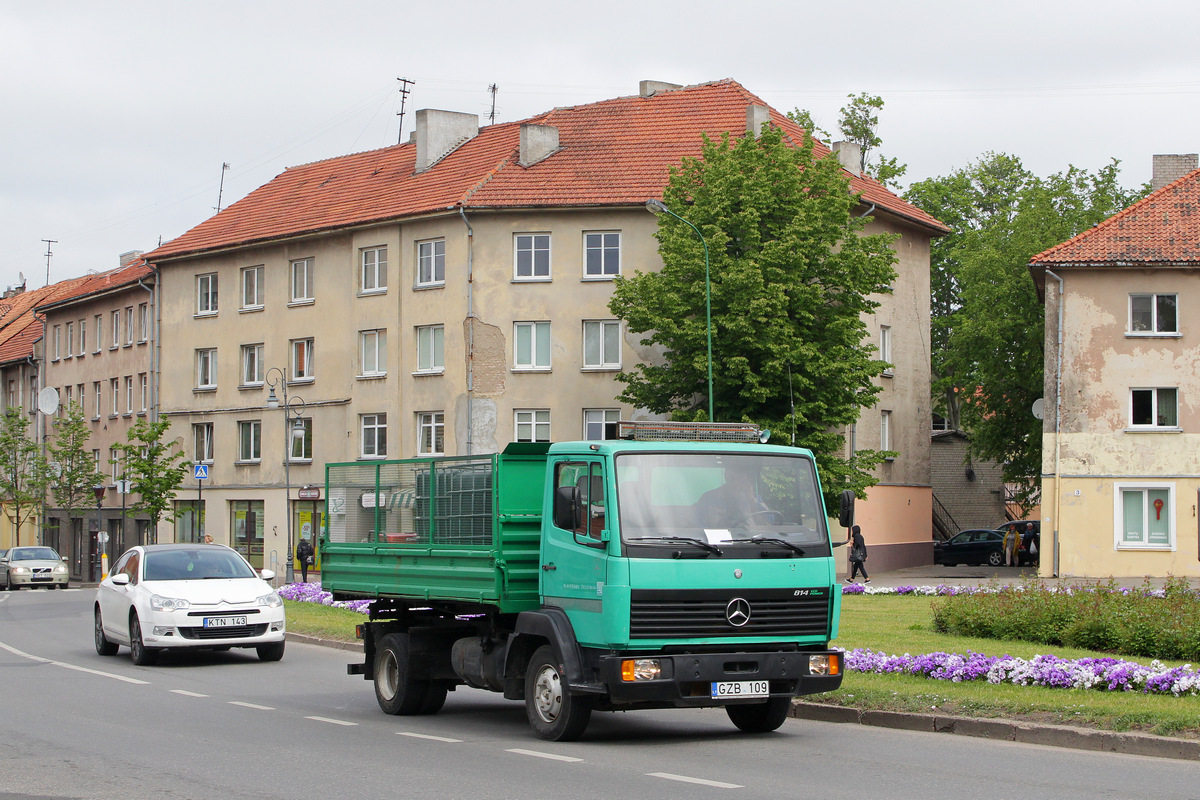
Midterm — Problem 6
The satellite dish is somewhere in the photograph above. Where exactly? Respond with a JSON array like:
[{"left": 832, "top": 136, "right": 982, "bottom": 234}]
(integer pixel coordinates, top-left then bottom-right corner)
[
  {"left": 1031, "top": 398, "right": 1045, "bottom": 420},
  {"left": 18, "top": 272, "right": 24, "bottom": 284},
  {"left": 37, "top": 386, "right": 59, "bottom": 415}
]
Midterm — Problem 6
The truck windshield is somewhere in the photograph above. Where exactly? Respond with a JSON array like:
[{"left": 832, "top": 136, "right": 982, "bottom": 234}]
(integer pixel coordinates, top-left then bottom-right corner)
[{"left": 615, "top": 452, "right": 829, "bottom": 554}]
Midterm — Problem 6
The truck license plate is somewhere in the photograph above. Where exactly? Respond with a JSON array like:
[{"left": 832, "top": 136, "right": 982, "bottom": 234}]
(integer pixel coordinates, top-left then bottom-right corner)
[
  {"left": 711, "top": 680, "right": 769, "bottom": 699},
  {"left": 203, "top": 616, "right": 247, "bottom": 628}
]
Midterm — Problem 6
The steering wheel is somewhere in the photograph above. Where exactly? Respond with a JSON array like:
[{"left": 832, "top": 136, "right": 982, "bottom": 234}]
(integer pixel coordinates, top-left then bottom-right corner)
[{"left": 742, "top": 509, "right": 784, "bottom": 526}]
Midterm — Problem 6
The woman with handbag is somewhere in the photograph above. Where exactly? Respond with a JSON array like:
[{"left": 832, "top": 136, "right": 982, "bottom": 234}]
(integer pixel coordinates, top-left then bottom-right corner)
[{"left": 847, "top": 525, "right": 870, "bottom": 584}]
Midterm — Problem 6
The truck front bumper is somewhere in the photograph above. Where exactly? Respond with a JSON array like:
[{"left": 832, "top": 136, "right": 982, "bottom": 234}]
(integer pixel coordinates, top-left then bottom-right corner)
[{"left": 596, "top": 649, "right": 843, "bottom": 706}]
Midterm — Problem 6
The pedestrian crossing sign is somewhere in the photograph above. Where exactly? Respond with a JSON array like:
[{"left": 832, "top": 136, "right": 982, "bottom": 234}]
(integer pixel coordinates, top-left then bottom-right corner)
[{"left": 194, "top": 464, "right": 209, "bottom": 480}]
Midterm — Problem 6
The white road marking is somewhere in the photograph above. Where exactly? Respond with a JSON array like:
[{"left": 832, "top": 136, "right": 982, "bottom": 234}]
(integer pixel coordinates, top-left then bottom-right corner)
[
  {"left": 647, "top": 772, "right": 743, "bottom": 789},
  {"left": 228, "top": 701, "right": 274, "bottom": 711},
  {"left": 305, "top": 715, "right": 357, "bottom": 726},
  {"left": 506, "top": 749, "right": 584, "bottom": 763},
  {"left": 171, "top": 689, "right": 209, "bottom": 697},
  {"left": 0, "top": 640, "right": 149, "bottom": 685},
  {"left": 398, "top": 732, "right": 462, "bottom": 742}
]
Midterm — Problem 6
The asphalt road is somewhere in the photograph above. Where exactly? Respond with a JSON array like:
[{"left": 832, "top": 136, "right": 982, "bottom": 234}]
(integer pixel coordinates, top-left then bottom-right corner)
[{"left": 2, "top": 587, "right": 1197, "bottom": 800}]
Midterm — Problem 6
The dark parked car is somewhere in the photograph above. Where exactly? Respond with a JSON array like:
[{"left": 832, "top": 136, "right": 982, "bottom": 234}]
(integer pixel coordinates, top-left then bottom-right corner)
[
  {"left": 996, "top": 520, "right": 1040, "bottom": 565},
  {"left": 933, "top": 529, "right": 1006, "bottom": 567}
]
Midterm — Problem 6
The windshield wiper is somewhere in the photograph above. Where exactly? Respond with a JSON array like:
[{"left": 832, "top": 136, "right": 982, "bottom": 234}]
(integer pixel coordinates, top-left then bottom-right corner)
[
  {"left": 630, "top": 536, "right": 723, "bottom": 555},
  {"left": 747, "top": 536, "right": 806, "bottom": 556}
]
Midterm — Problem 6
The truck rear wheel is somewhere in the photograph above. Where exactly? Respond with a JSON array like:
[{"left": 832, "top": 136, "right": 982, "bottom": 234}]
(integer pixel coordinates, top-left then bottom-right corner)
[
  {"left": 525, "top": 645, "right": 591, "bottom": 741},
  {"left": 375, "top": 633, "right": 435, "bottom": 715},
  {"left": 726, "top": 696, "right": 792, "bottom": 733}
]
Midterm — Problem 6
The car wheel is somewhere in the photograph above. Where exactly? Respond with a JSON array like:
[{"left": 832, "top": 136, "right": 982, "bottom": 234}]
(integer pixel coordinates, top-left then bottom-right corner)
[
  {"left": 373, "top": 632, "right": 431, "bottom": 715},
  {"left": 59, "top": 582, "right": 69, "bottom": 590},
  {"left": 726, "top": 696, "right": 792, "bottom": 733},
  {"left": 94, "top": 607, "right": 119, "bottom": 656},
  {"left": 256, "top": 641, "right": 285, "bottom": 662},
  {"left": 525, "top": 644, "right": 591, "bottom": 741},
  {"left": 129, "top": 614, "right": 159, "bottom": 666},
  {"left": 987, "top": 550, "right": 1004, "bottom": 567}
]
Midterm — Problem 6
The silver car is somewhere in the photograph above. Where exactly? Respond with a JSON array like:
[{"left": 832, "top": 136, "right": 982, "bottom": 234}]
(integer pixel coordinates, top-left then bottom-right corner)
[{"left": 1, "top": 546, "right": 70, "bottom": 590}]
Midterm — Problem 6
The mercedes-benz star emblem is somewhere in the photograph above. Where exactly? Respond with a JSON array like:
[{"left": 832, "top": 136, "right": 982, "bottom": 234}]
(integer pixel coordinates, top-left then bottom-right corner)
[{"left": 725, "top": 597, "right": 751, "bottom": 627}]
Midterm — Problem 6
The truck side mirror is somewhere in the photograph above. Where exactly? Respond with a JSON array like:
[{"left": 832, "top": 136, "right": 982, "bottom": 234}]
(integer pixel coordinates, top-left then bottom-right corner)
[
  {"left": 553, "top": 485, "right": 581, "bottom": 530},
  {"left": 838, "top": 489, "right": 855, "bottom": 529}
]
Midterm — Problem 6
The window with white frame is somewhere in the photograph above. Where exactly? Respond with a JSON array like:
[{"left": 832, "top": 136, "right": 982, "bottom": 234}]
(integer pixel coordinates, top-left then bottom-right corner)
[
  {"left": 360, "top": 329, "right": 387, "bottom": 377},
  {"left": 52, "top": 325, "right": 60, "bottom": 360},
  {"left": 124, "top": 307, "right": 134, "bottom": 345},
  {"left": 1115, "top": 483, "right": 1173, "bottom": 549},
  {"left": 515, "top": 409, "right": 551, "bottom": 442},
  {"left": 1130, "top": 387, "right": 1178, "bottom": 429},
  {"left": 1129, "top": 293, "right": 1178, "bottom": 335},
  {"left": 92, "top": 382, "right": 101, "bottom": 419},
  {"left": 64, "top": 385, "right": 72, "bottom": 409},
  {"left": 361, "top": 246, "right": 387, "bottom": 293},
  {"left": 584, "top": 409, "right": 620, "bottom": 440},
  {"left": 66, "top": 323, "right": 74, "bottom": 358},
  {"left": 193, "top": 422, "right": 214, "bottom": 464},
  {"left": 583, "top": 231, "right": 620, "bottom": 278},
  {"left": 291, "top": 258, "right": 314, "bottom": 303},
  {"left": 196, "top": 348, "right": 217, "bottom": 390},
  {"left": 417, "top": 239, "right": 445, "bottom": 287},
  {"left": 583, "top": 320, "right": 620, "bottom": 369},
  {"left": 109, "top": 447, "right": 121, "bottom": 483},
  {"left": 241, "top": 344, "right": 264, "bottom": 386},
  {"left": 111, "top": 309, "right": 121, "bottom": 346},
  {"left": 416, "top": 325, "right": 444, "bottom": 374},
  {"left": 290, "top": 417, "right": 313, "bottom": 461},
  {"left": 237, "top": 420, "right": 261, "bottom": 462},
  {"left": 881, "top": 410, "right": 893, "bottom": 454},
  {"left": 361, "top": 413, "right": 387, "bottom": 458},
  {"left": 79, "top": 320, "right": 86, "bottom": 355},
  {"left": 110, "top": 378, "right": 119, "bottom": 416},
  {"left": 94, "top": 314, "right": 102, "bottom": 352},
  {"left": 138, "top": 373, "right": 148, "bottom": 413},
  {"left": 291, "top": 338, "right": 315, "bottom": 381},
  {"left": 514, "top": 321, "right": 551, "bottom": 370},
  {"left": 124, "top": 376, "right": 133, "bottom": 414},
  {"left": 514, "top": 233, "right": 550, "bottom": 280},
  {"left": 880, "top": 325, "right": 893, "bottom": 376},
  {"left": 417, "top": 411, "right": 444, "bottom": 455},
  {"left": 138, "top": 303, "right": 148, "bottom": 341},
  {"left": 241, "top": 266, "right": 264, "bottom": 309}
]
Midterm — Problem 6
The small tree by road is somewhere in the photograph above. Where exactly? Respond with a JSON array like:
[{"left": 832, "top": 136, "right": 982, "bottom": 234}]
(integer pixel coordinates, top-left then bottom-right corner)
[
  {"left": 116, "top": 416, "right": 191, "bottom": 542},
  {"left": 47, "top": 401, "right": 102, "bottom": 533},
  {"left": 0, "top": 407, "right": 48, "bottom": 547}
]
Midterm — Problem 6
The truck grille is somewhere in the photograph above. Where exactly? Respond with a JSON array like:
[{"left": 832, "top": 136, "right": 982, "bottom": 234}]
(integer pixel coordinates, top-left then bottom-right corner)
[{"left": 629, "top": 587, "right": 830, "bottom": 639}]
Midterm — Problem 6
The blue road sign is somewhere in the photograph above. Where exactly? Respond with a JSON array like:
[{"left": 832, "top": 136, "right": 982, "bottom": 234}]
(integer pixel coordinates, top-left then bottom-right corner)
[{"left": 194, "top": 464, "right": 209, "bottom": 480}]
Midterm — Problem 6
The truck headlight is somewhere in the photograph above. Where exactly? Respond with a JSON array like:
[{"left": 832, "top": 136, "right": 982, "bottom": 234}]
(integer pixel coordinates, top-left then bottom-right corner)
[
  {"left": 809, "top": 654, "right": 839, "bottom": 676},
  {"left": 621, "top": 658, "right": 662, "bottom": 681}
]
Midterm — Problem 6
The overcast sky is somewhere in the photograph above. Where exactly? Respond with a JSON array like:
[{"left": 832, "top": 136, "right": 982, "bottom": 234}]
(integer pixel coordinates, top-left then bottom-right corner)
[{"left": 3, "top": 0, "right": 1198, "bottom": 289}]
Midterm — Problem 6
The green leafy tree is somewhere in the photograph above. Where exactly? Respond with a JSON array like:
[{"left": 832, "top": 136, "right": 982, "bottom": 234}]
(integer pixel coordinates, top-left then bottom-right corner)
[
  {"left": 116, "top": 416, "right": 191, "bottom": 538},
  {"left": 610, "top": 124, "right": 899, "bottom": 507},
  {"left": 0, "top": 407, "right": 48, "bottom": 546},
  {"left": 47, "top": 401, "right": 102, "bottom": 524},
  {"left": 906, "top": 154, "right": 1146, "bottom": 510},
  {"left": 790, "top": 93, "right": 907, "bottom": 188}
]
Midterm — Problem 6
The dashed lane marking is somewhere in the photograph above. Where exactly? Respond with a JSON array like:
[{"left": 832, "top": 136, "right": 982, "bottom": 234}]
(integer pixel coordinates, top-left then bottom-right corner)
[
  {"left": 171, "top": 689, "right": 209, "bottom": 697},
  {"left": 305, "top": 715, "right": 357, "bottom": 726},
  {"left": 228, "top": 701, "right": 274, "bottom": 711},
  {"left": 647, "top": 773, "right": 743, "bottom": 789},
  {"left": 398, "top": 732, "right": 462, "bottom": 743},
  {"left": 506, "top": 749, "right": 584, "bottom": 763}
]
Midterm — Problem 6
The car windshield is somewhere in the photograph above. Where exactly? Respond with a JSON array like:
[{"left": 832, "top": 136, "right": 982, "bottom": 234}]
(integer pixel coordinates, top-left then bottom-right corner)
[
  {"left": 143, "top": 549, "right": 258, "bottom": 581},
  {"left": 11, "top": 547, "right": 60, "bottom": 561},
  {"left": 615, "top": 451, "right": 829, "bottom": 553}
]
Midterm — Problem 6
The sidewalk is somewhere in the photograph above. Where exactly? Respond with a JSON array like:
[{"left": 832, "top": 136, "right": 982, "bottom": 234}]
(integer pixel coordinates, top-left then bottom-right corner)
[{"left": 843, "top": 563, "right": 1200, "bottom": 591}]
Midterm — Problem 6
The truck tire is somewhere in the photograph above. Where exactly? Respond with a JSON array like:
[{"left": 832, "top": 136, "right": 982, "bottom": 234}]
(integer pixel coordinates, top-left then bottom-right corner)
[
  {"left": 374, "top": 633, "right": 434, "bottom": 715},
  {"left": 525, "top": 645, "right": 591, "bottom": 741},
  {"left": 725, "top": 696, "right": 792, "bottom": 733}
]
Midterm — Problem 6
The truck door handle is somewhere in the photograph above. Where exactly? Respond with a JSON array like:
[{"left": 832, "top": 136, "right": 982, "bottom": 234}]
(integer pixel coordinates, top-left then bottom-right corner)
[{"left": 541, "top": 563, "right": 556, "bottom": 571}]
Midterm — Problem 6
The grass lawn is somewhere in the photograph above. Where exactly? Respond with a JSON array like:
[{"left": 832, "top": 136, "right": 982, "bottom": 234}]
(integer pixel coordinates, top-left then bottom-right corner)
[{"left": 283, "top": 594, "right": 1200, "bottom": 739}]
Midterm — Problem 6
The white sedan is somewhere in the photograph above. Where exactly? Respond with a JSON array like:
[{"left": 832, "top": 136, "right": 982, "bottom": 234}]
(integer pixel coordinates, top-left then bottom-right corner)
[{"left": 94, "top": 543, "right": 286, "bottom": 665}]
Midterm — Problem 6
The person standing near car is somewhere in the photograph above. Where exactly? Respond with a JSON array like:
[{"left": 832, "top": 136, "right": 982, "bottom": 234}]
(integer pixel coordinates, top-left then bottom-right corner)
[
  {"left": 847, "top": 525, "right": 869, "bottom": 584},
  {"left": 1022, "top": 522, "right": 1037, "bottom": 566},
  {"left": 1003, "top": 524, "right": 1020, "bottom": 567}
]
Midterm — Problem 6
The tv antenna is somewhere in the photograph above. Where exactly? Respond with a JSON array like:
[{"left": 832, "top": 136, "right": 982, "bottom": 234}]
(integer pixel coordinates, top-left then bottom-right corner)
[
  {"left": 215, "top": 162, "right": 230, "bottom": 213},
  {"left": 396, "top": 77, "right": 415, "bottom": 144},
  {"left": 487, "top": 84, "right": 499, "bottom": 124},
  {"left": 41, "top": 239, "right": 57, "bottom": 286}
]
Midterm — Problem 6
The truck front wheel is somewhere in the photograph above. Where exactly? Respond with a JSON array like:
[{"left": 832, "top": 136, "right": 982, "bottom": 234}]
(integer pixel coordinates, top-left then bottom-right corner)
[
  {"left": 525, "top": 645, "right": 591, "bottom": 741},
  {"left": 375, "top": 633, "right": 434, "bottom": 715},
  {"left": 726, "top": 697, "right": 792, "bottom": 733}
]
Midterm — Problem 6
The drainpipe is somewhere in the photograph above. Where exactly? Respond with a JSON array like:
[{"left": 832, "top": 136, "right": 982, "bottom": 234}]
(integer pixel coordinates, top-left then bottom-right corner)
[
  {"left": 1045, "top": 270, "right": 1064, "bottom": 578},
  {"left": 27, "top": 345, "right": 42, "bottom": 548},
  {"left": 857, "top": 203, "right": 877, "bottom": 218},
  {"left": 137, "top": 273, "right": 157, "bottom": 423},
  {"left": 458, "top": 206, "right": 474, "bottom": 455}
]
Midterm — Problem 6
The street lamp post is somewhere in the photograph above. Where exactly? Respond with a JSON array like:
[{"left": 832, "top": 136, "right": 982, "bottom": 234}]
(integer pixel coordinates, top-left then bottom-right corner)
[
  {"left": 265, "top": 367, "right": 306, "bottom": 584},
  {"left": 645, "top": 198, "right": 714, "bottom": 421}
]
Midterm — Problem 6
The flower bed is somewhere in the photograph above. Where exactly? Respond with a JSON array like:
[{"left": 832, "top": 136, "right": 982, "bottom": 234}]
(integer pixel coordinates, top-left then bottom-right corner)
[{"left": 279, "top": 582, "right": 372, "bottom": 614}]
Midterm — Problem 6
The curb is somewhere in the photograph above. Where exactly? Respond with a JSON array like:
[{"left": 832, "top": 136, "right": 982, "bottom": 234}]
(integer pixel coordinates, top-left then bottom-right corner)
[{"left": 790, "top": 701, "right": 1200, "bottom": 761}]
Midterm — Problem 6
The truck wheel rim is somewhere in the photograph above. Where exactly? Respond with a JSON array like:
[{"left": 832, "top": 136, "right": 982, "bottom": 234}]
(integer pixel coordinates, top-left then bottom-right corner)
[
  {"left": 380, "top": 651, "right": 399, "bottom": 700},
  {"left": 532, "top": 663, "right": 563, "bottom": 722}
]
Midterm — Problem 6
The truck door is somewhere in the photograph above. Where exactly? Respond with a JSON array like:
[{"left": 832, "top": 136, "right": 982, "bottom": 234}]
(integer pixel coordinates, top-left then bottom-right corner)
[{"left": 542, "top": 460, "right": 609, "bottom": 645}]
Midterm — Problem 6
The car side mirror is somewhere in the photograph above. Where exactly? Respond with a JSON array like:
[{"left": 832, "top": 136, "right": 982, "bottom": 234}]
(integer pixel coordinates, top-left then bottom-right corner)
[
  {"left": 110, "top": 573, "right": 130, "bottom": 586},
  {"left": 260, "top": 569, "right": 275, "bottom": 581}
]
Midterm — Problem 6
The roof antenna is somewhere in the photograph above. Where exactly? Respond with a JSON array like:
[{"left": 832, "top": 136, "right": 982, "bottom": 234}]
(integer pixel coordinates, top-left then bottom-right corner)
[
  {"left": 215, "top": 162, "right": 230, "bottom": 213},
  {"left": 396, "top": 77, "right": 415, "bottom": 144},
  {"left": 487, "top": 83, "right": 499, "bottom": 124},
  {"left": 41, "top": 239, "right": 56, "bottom": 286}
]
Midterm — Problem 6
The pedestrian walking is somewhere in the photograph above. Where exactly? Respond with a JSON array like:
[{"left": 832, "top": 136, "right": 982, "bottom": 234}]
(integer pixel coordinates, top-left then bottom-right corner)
[
  {"left": 847, "top": 525, "right": 869, "bottom": 583},
  {"left": 296, "top": 537, "right": 315, "bottom": 583},
  {"left": 1003, "top": 525, "right": 1020, "bottom": 567}
]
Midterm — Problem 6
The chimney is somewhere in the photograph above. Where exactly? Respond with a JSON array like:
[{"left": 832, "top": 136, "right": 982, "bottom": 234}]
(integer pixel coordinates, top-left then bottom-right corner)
[
  {"left": 832, "top": 141, "right": 862, "bottom": 177},
  {"left": 415, "top": 109, "right": 479, "bottom": 173},
  {"left": 639, "top": 80, "right": 682, "bottom": 98},
  {"left": 119, "top": 250, "right": 144, "bottom": 266},
  {"left": 1151, "top": 154, "right": 1199, "bottom": 191},
  {"left": 519, "top": 124, "right": 559, "bottom": 167},
  {"left": 746, "top": 104, "right": 770, "bottom": 139}
]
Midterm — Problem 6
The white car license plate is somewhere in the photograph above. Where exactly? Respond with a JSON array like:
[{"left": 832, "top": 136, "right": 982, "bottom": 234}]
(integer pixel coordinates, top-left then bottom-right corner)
[
  {"left": 711, "top": 680, "right": 769, "bottom": 699},
  {"left": 203, "top": 616, "right": 247, "bottom": 628}
]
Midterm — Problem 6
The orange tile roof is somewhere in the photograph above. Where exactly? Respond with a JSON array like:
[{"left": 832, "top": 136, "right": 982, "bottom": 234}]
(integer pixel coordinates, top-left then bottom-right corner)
[
  {"left": 146, "top": 79, "right": 946, "bottom": 262},
  {"left": 1031, "top": 168, "right": 1200, "bottom": 267}
]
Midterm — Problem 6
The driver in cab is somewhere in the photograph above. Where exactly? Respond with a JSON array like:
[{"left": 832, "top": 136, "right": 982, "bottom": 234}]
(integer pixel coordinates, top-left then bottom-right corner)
[{"left": 698, "top": 467, "right": 769, "bottom": 529}]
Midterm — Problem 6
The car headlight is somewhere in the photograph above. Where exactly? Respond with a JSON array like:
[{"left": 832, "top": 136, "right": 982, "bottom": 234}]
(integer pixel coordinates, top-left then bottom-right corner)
[
  {"left": 257, "top": 592, "right": 283, "bottom": 608},
  {"left": 10, "top": 566, "right": 29, "bottom": 575},
  {"left": 149, "top": 594, "right": 191, "bottom": 611},
  {"left": 53, "top": 565, "right": 68, "bottom": 574}
]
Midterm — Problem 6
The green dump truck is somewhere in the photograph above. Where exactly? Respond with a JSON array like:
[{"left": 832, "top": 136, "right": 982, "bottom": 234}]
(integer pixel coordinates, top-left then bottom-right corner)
[{"left": 321, "top": 421, "right": 850, "bottom": 741}]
